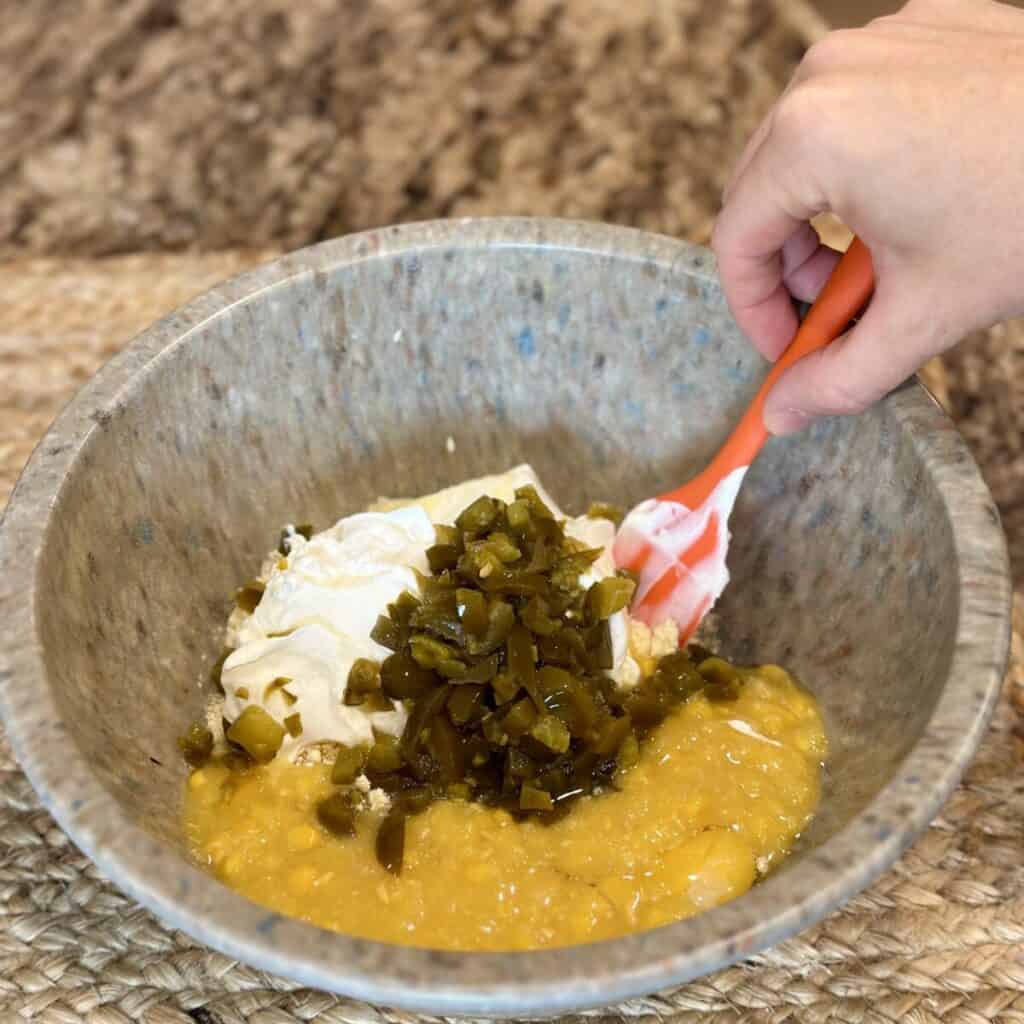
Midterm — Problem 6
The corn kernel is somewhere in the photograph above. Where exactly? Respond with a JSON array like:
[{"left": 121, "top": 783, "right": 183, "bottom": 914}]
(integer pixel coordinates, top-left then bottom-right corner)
[{"left": 287, "top": 825, "right": 321, "bottom": 852}]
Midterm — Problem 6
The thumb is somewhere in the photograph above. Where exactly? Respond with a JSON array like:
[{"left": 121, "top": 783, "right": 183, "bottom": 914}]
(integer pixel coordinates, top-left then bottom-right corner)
[{"left": 762, "top": 283, "right": 945, "bottom": 435}]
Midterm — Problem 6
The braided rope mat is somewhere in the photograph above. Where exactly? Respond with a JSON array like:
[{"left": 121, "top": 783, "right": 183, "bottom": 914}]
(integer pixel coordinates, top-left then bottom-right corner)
[{"left": 2, "top": 253, "right": 1024, "bottom": 1023}]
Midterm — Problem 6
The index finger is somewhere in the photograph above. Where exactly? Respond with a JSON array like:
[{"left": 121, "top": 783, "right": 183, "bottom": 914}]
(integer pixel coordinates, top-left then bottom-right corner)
[{"left": 711, "top": 127, "right": 827, "bottom": 360}]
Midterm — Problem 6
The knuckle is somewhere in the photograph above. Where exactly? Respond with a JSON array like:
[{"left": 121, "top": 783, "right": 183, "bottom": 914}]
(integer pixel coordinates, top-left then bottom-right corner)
[
  {"left": 820, "top": 375, "right": 873, "bottom": 417},
  {"left": 800, "top": 30, "right": 855, "bottom": 74},
  {"left": 772, "top": 82, "right": 830, "bottom": 145}
]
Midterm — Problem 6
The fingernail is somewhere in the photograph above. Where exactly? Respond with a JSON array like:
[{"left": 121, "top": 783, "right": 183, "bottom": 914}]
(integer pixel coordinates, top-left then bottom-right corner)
[{"left": 764, "top": 407, "right": 813, "bottom": 436}]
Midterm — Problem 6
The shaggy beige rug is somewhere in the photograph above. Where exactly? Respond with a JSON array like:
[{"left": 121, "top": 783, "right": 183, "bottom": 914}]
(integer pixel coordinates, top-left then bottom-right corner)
[{"left": 3, "top": 0, "right": 815, "bottom": 255}]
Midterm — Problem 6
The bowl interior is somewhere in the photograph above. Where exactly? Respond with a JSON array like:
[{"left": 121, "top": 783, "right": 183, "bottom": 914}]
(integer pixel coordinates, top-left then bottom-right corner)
[
  {"left": 35, "top": 231, "right": 956, "bottom": 860},
  {"left": 10, "top": 222, "right": 1003, "bottom": 1015}
]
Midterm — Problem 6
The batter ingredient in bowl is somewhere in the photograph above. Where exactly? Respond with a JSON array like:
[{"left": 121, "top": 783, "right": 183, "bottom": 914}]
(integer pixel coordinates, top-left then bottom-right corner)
[{"left": 182, "top": 465, "right": 827, "bottom": 950}]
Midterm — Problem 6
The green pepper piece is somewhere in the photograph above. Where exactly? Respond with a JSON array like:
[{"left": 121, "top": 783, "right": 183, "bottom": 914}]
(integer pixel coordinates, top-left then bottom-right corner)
[
  {"left": 484, "top": 531, "right": 522, "bottom": 563},
  {"left": 235, "top": 580, "right": 265, "bottom": 614},
  {"left": 583, "top": 620, "right": 614, "bottom": 671},
  {"left": 482, "top": 713, "right": 510, "bottom": 747},
  {"left": 530, "top": 714, "right": 571, "bottom": 754},
  {"left": 505, "top": 747, "right": 537, "bottom": 779},
  {"left": 538, "top": 628, "right": 587, "bottom": 671},
  {"left": 378, "top": 592, "right": 420, "bottom": 644},
  {"left": 573, "top": 747, "right": 616, "bottom": 788},
  {"left": 502, "top": 697, "right": 538, "bottom": 738},
  {"left": 283, "top": 712, "right": 303, "bottom": 738},
  {"left": 526, "top": 532, "right": 556, "bottom": 573},
  {"left": 426, "top": 715, "right": 464, "bottom": 783},
  {"left": 563, "top": 676, "right": 601, "bottom": 737},
  {"left": 433, "top": 523, "right": 459, "bottom": 546},
  {"left": 393, "top": 785, "right": 439, "bottom": 815},
  {"left": 616, "top": 567, "right": 640, "bottom": 588},
  {"left": 623, "top": 690, "right": 673, "bottom": 732},
  {"left": 331, "top": 744, "right": 369, "bottom": 784},
  {"left": 375, "top": 809, "right": 406, "bottom": 874},
  {"left": 426, "top": 544, "right": 460, "bottom": 574},
  {"left": 420, "top": 570, "right": 459, "bottom": 596},
  {"left": 585, "top": 576, "right": 636, "bottom": 621},
  {"left": 458, "top": 653, "right": 499, "bottom": 684},
  {"left": 345, "top": 658, "right": 382, "bottom": 705},
  {"left": 409, "top": 600, "right": 465, "bottom": 646},
  {"left": 466, "top": 599, "right": 515, "bottom": 656},
  {"left": 447, "top": 685, "right": 487, "bottom": 725},
  {"left": 698, "top": 656, "right": 739, "bottom": 685},
  {"left": 506, "top": 623, "right": 536, "bottom": 683},
  {"left": 409, "top": 634, "right": 460, "bottom": 670},
  {"left": 698, "top": 657, "right": 742, "bottom": 702},
  {"left": 520, "top": 785, "right": 555, "bottom": 812},
  {"left": 380, "top": 651, "right": 437, "bottom": 700},
  {"left": 505, "top": 499, "right": 532, "bottom": 534},
  {"left": 550, "top": 550, "right": 602, "bottom": 592},
  {"left": 316, "top": 791, "right": 357, "bottom": 838},
  {"left": 491, "top": 671, "right": 521, "bottom": 705},
  {"left": 536, "top": 664, "right": 573, "bottom": 697},
  {"left": 366, "top": 734, "right": 403, "bottom": 775},
  {"left": 586, "top": 501, "right": 625, "bottom": 526},
  {"left": 393, "top": 590, "right": 421, "bottom": 614},
  {"left": 400, "top": 685, "right": 451, "bottom": 762},
  {"left": 520, "top": 596, "right": 561, "bottom": 636},
  {"left": 653, "top": 650, "right": 705, "bottom": 700},
  {"left": 479, "top": 568, "right": 549, "bottom": 597},
  {"left": 591, "top": 714, "right": 632, "bottom": 756},
  {"left": 456, "top": 495, "right": 499, "bottom": 535},
  {"left": 347, "top": 684, "right": 394, "bottom": 712},
  {"left": 537, "top": 666, "right": 600, "bottom": 737},
  {"left": 705, "top": 679, "right": 741, "bottom": 703},
  {"left": 370, "top": 615, "right": 404, "bottom": 652},
  {"left": 179, "top": 722, "right": 214, "bottom": 768},
  {"left": 457, "top": 544, "right": 502, "bottom": 582},
  {"left": 226, "top": 706, "right": 286, "bottom": 763},
  {"left": 456, "top": 588, "right": 488, "bottom": 635},
  {"left": 437, "top": 659, "right": 468, "bottom": 680},
  {"left": 513, "top": 484, "right": 555, "bottom": 520}
]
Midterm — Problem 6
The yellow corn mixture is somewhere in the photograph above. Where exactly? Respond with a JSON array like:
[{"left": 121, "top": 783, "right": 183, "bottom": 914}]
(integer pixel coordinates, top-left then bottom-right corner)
[{"left": 184, "top": 664, "right": 826, "bottom": 950}]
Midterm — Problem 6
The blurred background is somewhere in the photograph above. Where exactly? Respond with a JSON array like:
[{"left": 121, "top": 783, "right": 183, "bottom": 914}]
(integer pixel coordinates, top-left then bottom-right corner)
[{"left": 2, "top": 0, "right": 1021, "bottom": 577}]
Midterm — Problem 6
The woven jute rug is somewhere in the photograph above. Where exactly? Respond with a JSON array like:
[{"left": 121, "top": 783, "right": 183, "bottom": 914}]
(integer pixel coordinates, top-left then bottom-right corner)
[{"left": 3, "top": 251, "right": 1024, "bottom": 1024}]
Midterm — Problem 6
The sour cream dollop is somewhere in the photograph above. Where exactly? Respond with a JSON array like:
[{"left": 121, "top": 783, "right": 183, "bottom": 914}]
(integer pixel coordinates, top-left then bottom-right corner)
[{"left": 221, "top": 464, "right": 639, "bottom": 760}]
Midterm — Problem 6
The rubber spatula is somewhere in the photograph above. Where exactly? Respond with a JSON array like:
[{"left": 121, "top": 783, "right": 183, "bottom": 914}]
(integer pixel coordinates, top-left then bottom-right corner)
[{"left": 613, "top": 236, "right": 876, "bottom": 643}]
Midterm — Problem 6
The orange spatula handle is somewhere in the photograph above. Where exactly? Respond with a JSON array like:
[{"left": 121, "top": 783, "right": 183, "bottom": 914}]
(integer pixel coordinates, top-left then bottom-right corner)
[{"left": 663, "top": 236, "right": 875, "bottom": 508}]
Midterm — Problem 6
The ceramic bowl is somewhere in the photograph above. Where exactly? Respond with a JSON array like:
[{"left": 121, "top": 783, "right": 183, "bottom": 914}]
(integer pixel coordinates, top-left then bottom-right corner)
[{"left": 0, "top": 219, "right": 1011, "bottom": 1016}]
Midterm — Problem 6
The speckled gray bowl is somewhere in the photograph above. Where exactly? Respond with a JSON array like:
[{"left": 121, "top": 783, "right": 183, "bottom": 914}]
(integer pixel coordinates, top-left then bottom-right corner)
[{"left": 0, "top": 219, "right": 1012, "bottom": 1017}]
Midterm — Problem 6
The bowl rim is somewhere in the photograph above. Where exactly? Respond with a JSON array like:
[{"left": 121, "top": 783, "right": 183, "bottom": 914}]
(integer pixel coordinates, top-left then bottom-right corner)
[{"left": 0, "top": 217, "right": 1012, "bottom": 1016}]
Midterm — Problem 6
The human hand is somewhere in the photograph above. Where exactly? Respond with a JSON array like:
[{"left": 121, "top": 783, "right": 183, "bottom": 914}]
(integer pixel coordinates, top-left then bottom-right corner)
[{"left": 712, "top": 0, "right": 1024, "bottom": 434}]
